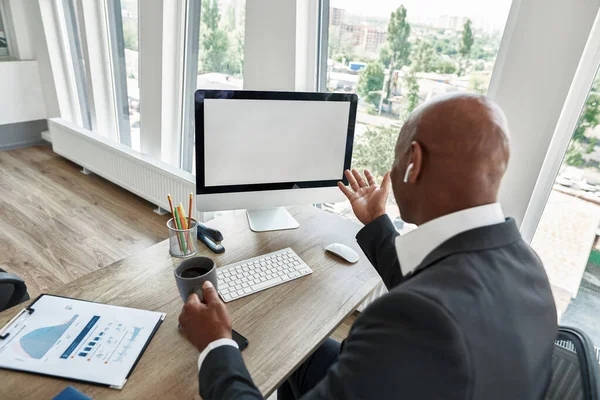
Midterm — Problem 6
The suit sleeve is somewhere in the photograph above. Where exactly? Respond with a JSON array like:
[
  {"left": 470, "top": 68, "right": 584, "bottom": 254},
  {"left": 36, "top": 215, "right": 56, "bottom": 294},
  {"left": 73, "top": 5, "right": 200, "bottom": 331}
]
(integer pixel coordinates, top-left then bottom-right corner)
[
  {"left": 199, "top": 345, "right": 264, "bottom": 400},
  {"left": 355, "top": 214, "right": 403, "bottom": 289}
]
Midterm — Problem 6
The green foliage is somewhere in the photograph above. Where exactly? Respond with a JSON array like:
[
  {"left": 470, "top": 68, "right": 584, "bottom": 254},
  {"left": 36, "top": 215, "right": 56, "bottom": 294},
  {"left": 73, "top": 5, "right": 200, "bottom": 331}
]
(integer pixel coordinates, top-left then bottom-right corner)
[
  {"left": 458, "top": 19, "right": 474, "bottom": 76},
  {"left": 471, "top": 34, "right": 500, "bottom": 62},
  {"left": 573, "top": 93, "right": 600, "bottom": 143},
  {"left": 378, "top": 45, "right": 392, "bottom": 68},
  {"left": 386, "top": 6, "right": 411, "bottom": 69},
  {"left": 352, "top": 126, "right": 399, "bottom": 179},
  {"left": 403, "top": 69, "right": 420, "bottom": 115},
  {"left": 201, "top": 0, "right": 230, "bottom": 73},
  {"left": 565, "top": 142, "right": 586, "bottom": 167},
  {"left": 329, "top": 28, "right": 355, "bottom": 64},
  {"left": 433, "top": 59, "right": 457, "bottom": 74},
  {"left": 460, "top": 19, "right": 474, "bottom": 58},
  {"left": 383, "top": 6, "right": 411, "bottom": 103},
  {"left": 366, "top": 103, "right": 378, "bottom": 115},
  {"left": 357, "top": 62, "right": 385, "bottom": 106},
  {"left": 199, "top": 1, "right": 244, "bottom": 76},
  {"left": 468, "top": 75, "right": 487, "bottom": 94},
  {"left": 123, "top": 19, "right": 138, "bottom": 51},
  {"left": 432, "top": 37, "right": 458, "bottom": 56},
  {"left": 564, "top": 77, "right": 600, "bottom": 168},
  {"left": 412, "top": 41, "right": 436, "bottom": 73}
]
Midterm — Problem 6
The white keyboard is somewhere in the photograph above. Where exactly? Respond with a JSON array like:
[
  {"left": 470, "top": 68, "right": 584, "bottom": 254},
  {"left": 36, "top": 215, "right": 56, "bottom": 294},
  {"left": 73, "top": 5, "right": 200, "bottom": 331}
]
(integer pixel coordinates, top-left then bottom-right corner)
[{"left": 216, "top": 248, "right": 312, "bottom": 302}]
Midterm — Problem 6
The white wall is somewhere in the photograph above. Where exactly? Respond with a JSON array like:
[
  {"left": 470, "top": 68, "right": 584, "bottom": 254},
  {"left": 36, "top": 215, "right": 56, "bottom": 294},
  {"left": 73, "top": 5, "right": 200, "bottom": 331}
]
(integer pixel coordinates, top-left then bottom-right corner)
[
  {"left": 5, "top": 0, "right": 60, "bottom": 120},
  {"left": 0, "top": 0, "right": 60, "bottom": 127},
  {"left": 489, "top": 0, "right": 600, "bottom": 228},
  {"left": 0, "top": 61, "right": 46, "bottom": 125}
]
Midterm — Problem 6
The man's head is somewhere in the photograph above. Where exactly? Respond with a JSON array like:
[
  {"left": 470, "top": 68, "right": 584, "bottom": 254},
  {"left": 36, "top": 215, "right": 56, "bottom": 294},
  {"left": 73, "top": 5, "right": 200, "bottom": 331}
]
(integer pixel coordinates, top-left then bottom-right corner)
[{"left": 390, "top": 93, "right": 510, "bottom": 225}]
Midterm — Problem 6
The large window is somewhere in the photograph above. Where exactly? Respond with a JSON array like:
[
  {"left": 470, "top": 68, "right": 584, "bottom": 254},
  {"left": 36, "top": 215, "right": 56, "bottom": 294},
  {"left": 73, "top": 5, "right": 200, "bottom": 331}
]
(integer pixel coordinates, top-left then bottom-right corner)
[
  {"left": 321, "top": 0, "right": 511, "bottom": 231},
  {"left": 532, "top": 72, "right": 600, "bottom": 345},
  {"left": 181, "top": 0, "right": 246, "bottom": 173},
  {"left": 0, "top": 2, "right": 10, "bottom": 58},
  {"left": 107, "top": 0, "right": 138, "bottom": 150},
  {"left": 121, "top": 0, "right": 139, "bottom": 149},
  {"left": 63, "top": 0, "right": 92, "bottom": 130}
]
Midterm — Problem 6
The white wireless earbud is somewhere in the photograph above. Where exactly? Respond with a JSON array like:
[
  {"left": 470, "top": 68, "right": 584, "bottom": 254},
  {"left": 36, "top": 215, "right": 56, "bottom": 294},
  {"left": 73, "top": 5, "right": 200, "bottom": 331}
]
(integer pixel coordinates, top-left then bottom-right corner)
[{"left": 403, "top": 163, "right": 414, "bottom": 183}]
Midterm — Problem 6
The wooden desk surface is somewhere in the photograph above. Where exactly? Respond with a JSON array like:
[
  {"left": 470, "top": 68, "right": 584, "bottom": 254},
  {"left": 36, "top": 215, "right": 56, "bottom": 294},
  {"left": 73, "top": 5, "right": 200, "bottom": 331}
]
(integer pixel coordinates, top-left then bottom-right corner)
[{"left": 0, "top": 206, "right": 381, "bottom": 399}]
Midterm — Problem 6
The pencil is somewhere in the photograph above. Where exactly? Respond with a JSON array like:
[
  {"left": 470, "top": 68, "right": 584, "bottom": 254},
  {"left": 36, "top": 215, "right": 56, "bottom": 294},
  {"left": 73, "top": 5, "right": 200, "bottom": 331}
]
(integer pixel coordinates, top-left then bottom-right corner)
[
  {"left": 188, "top": 193, "right": 193, "bottom": 228},
  {"left": 167, "top": 194, "right": 183, "bottom": 252},
  {"left": 173, "top": 206, "right": 188, "bottom": 254},
  {"left": 177, "top": 203, "right": 188, "bottom": 229},
  {"left": 178, "top": 203, "right": 194, "bottom": 251}
]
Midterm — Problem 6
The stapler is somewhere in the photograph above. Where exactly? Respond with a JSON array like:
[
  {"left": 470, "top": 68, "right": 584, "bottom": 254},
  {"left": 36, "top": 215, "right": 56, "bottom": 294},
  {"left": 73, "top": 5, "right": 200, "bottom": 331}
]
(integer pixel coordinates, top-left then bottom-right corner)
[{"left": 197, "top": 222, "right": 225, "bottom": 254}]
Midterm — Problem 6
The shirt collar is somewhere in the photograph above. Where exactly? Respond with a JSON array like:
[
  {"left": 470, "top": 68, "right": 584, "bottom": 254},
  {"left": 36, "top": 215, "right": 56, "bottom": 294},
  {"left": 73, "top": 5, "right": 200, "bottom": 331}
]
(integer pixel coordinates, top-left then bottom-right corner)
[{"left": 394, "top": 203, "right": 505, "bottom": 277}]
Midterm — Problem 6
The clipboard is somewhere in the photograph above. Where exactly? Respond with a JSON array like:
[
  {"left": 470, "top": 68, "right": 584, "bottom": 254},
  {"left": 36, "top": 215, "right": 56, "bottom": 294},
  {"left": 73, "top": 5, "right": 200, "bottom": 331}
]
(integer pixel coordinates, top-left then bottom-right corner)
[{"left": 0, "top": 294, "right": 165, "bottom": 389}]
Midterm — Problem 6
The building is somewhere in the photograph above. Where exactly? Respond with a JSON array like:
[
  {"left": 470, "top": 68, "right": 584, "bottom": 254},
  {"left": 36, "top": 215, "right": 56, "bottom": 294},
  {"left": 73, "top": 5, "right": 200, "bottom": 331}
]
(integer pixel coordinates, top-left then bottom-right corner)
[
  {"left": 436, "top": 15, "right": 468, "bottom": 31},
  {"left": 330, "top": 7, "right": 346, "bottom": 26},
  {"left": 336, "top": 23, "right": 387, "bottom": 56},
  {"left": 364, "top": 27, "right": 387, "bottom": 53},
  {"left": 339, "top": 23, "right": 363, "bottom": 46}
]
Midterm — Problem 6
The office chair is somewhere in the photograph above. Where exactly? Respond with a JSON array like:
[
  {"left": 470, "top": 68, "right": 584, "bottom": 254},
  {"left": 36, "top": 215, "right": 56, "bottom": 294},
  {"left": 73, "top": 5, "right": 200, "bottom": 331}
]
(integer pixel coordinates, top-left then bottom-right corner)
[
  {"left": 545, "top": 326, "right": 600, "bottom": 400},
  {"left": 0, "top": 267, "right": 30, "bottom": 312}
]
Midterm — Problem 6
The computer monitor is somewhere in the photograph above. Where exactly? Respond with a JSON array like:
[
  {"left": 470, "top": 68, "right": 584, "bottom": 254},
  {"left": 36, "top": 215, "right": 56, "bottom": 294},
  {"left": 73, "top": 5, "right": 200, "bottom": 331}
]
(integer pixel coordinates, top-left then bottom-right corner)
[{"left": 195, "top": 90, "right": 358, "bottom": 232}]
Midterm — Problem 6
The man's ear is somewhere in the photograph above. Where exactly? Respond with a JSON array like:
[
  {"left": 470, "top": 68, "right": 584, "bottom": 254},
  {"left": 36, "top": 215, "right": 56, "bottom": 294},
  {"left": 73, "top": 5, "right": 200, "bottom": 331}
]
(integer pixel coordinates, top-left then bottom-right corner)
[{"left": 407, "top": 141, "right": 422, "bottom": 184}]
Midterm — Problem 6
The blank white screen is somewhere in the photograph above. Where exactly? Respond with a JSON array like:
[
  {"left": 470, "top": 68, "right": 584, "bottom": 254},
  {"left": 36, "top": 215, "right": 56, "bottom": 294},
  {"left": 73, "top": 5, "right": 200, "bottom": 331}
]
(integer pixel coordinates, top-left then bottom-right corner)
[{"left": 204, "top": 98, "right": 351, "bottom": 186}]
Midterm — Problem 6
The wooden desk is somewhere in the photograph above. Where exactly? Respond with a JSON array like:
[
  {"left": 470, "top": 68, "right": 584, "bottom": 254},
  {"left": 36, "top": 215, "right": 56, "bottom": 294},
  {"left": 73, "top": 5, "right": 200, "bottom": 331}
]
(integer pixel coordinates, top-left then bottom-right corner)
[{"left": 0, "top": 206, "right": 381, "bottom": 399}]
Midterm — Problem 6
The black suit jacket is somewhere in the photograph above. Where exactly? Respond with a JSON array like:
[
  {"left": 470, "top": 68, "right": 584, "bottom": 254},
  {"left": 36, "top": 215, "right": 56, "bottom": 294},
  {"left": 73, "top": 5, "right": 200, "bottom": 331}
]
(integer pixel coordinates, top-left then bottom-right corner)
[{"left": 199, "top": 216, "right": 558, "bottom": 399}]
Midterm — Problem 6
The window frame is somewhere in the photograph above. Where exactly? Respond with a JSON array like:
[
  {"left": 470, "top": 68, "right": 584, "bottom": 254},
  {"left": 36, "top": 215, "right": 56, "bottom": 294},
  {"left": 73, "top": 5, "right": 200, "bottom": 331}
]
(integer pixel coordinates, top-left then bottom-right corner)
[
  {"left": 316, "top": 0, "right": 330, "bottom": 92},
  {"left": 105, "top": 0, "right": 133, "bottom": 147},
  {"left": 62, "top": 0, "right": 93, "bottom": 130},
  {"left": 180, "top": 0, "right": 201, "bottom": 173},
  {"left": 521, "top": 9, "right": 600, "bottom": 242}
]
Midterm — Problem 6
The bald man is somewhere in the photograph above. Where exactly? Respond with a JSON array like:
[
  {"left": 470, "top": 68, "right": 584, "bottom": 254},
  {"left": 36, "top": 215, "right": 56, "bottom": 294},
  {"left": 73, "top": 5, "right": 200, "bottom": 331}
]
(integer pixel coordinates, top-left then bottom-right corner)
[{"left": 179, "top": 94, "right": 558, "bottom": 399}]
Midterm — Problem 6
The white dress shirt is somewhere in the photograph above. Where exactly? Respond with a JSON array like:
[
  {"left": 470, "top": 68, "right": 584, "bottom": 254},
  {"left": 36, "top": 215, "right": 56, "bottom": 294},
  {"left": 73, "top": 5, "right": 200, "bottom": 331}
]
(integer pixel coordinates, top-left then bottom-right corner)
[
  {"left": 395, "top": 203, "right": 505, "bottom": 276},
  {"left": 198, "top": 338, "right": 239, "bottom": 373},
  {"left": 198, "top": 203, "right": 505, "bottom": 373}
]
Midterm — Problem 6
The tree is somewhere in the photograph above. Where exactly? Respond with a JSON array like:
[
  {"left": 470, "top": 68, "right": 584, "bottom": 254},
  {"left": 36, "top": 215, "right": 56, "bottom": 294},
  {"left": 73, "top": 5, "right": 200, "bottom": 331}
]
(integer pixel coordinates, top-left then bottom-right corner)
[
  {"left": 225, "top": 5, "right": 245, "bottom": 75},
  {"left": 565, "top": 142, "right": 586, "bottom": 167},
  {"left": 402, "top": 69, "right": 420, "bottom": 116},
  {"left": 412, "top": 41, "right": 436, "bottom": 73},
  {"left": 432, "top": 36, "right": 458, "bottom": 56},
  {"left": 200, "top": 0, "right": 230, "bottom": 73},
  {"left": 573, "top": 93, "right": 600, "bottom": 143},
  {"left": 434, "top": 58, "right": 457, "bottom": 74},
  {"left": 329, "top": 28, "right": 355, "bottom": 64},
  {"left": 458, "top": 19, "right": 474, "bottom": 76},
  {"left": 352, "top": 127, "right": 398, "bottom": 180},
  {"left": 378, "top": 44, "right": 392, "bottom": 68},
  {"left": 357, "top": 62, "right": 385, "bottom": 106},
  {"left": 382, "top": 6, "right": 411, "bottom": 106},
  {"left": 387, "top": 6, "right": 411, "bottom": 69},
  {"left": 565, "top": 92, "right": 600, "bottom": 166}
]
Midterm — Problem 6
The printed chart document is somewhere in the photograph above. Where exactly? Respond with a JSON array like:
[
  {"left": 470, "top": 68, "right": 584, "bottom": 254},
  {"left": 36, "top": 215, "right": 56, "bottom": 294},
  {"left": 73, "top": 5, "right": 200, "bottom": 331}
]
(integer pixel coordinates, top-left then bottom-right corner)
[{"left": 0, "top": 295, "right": 165, "bottom": 389}]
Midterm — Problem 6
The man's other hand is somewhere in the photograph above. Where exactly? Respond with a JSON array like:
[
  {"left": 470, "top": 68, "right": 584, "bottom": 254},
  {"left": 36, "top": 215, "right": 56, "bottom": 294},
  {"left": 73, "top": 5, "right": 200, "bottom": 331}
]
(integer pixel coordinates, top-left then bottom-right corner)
[
  {"left": 178, "top": 281, "right": 232, "bottom": 353},
  {"left": 337, "top": 169, "right": 391, "bottom": 225}
]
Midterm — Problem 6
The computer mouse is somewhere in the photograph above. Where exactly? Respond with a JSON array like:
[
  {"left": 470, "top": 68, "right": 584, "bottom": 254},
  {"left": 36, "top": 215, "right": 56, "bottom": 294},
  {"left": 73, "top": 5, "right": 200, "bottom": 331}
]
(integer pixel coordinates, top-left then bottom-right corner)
[{"left": 325, "top": 243, "right": 359, "bottom": 264}]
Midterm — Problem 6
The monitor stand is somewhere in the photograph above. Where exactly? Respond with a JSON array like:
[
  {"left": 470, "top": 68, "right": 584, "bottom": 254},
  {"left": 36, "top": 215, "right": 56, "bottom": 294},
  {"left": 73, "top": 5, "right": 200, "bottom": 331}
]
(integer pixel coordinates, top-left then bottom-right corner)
[{"left": 246, "top": 207, "right": 300, "bottom": 232}]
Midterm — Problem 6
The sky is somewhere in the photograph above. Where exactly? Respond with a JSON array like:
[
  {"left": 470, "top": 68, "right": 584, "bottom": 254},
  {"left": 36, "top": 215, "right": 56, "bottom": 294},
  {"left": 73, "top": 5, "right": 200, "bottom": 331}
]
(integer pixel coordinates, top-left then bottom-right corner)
[{"left": 330, "top": 0, "right": 512, "bottom": 29}]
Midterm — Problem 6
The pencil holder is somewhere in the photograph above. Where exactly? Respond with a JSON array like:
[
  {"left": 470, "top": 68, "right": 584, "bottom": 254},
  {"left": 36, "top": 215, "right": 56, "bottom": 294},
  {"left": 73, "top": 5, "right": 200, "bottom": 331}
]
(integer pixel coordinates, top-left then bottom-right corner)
[{"left": 167, "top": 218, "right": 198, "bottom": 258}]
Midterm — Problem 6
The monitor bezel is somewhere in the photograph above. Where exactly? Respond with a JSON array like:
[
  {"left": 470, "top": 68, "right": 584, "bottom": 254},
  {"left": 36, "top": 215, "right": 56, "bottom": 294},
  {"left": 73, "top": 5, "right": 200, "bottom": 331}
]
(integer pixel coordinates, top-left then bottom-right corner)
[{"left": 194, "top": 90, "right": 358, "bottom": 195}]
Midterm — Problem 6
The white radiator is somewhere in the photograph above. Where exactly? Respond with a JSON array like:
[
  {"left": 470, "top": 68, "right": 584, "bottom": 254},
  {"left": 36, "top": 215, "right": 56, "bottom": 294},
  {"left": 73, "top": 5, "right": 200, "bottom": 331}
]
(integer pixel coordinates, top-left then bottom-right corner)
[{"left": 49, "top": 118, "right": 195, "bottom": 213}]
